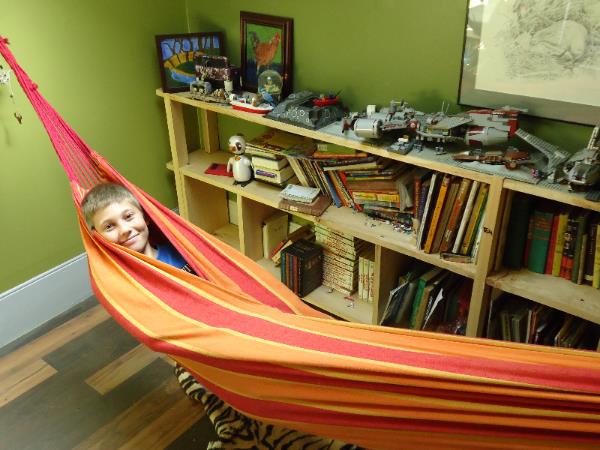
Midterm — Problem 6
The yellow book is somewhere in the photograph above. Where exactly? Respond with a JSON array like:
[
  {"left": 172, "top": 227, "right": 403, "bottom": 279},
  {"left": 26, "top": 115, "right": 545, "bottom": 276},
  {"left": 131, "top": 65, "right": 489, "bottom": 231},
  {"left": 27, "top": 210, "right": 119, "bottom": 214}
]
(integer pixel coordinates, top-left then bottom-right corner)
[
  {"left": 460, "top": 183, "right": 490, "bottom": 255},
  {"left": 423, "top": 174, "right": 452, "bottom": 253},
  {"left": 593, "top": 223, "right": 600, "bottom": 288},
  {"left": 551, "top": 209, "right": 569, "bottom": 277}
]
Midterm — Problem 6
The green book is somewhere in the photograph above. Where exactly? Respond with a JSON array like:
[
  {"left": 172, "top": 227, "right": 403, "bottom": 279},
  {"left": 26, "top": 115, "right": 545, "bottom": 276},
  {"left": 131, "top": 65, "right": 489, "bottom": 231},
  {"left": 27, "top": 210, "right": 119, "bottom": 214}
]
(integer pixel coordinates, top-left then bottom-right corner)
[
  {"left": 408, "top": 267, "right": 444, "bottom": 329},
  {"left": 527, "top": 203, "right": 555, "bottom": 274}
]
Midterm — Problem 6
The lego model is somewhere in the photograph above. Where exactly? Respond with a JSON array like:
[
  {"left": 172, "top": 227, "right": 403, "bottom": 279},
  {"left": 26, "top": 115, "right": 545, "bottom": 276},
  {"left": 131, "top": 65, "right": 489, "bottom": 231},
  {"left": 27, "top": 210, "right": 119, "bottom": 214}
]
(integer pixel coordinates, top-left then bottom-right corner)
[
  {"left": 562, "top": 124, "right": 600, "bottom": 189},
  {"left": 227, "top": 135, "right": 253, "bottom": 186},
  {"left": 342, "top": 100, "right": 421, "bottom": 139},
  {"left": 229, "top": 93, "right": 274, "bottom": 115},
  {"left": 414, "top": 105, "right": 521, "bottom": 148},
  {"left": 514, "top": 128, "right": 571, "bottom": 182},
  {"left": 266, "top": 91, "right": 346, "bottom": 130},
  {"left": 194, "top": 55, "right": 241, "bottom": 90},
  {"left": 452, "top": 148, "right": 531, "bottom": 170}
]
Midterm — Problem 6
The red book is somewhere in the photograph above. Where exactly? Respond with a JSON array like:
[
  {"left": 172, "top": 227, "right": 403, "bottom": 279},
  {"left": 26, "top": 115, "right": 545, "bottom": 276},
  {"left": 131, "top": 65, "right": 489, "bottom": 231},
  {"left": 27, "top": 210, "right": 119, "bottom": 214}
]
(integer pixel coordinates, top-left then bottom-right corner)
[
  {"left": 545, "top": 213, "right": 560, "bottom": 274},
  {"left": 204, "top": 163, "right": 233, "bottom": 177}
]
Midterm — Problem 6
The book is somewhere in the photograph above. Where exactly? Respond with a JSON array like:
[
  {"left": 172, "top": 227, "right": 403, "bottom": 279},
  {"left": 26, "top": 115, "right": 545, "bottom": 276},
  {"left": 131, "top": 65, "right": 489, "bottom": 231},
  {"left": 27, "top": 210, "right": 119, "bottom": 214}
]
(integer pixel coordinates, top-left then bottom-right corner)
[
  {"left": 544, "top": 212, "right": 561, "bottom": 274},
  {"left": 431, "top": 177, "right": 461, "bottom": 254},
  {"left": 452, "top": 181, "right": 480, "bottom": 255},
  {"left": 278, "top": 195, "right": 331, "bottom": 216},
  {"left": 493, "top": 190, "right": 514, "bottom": 272},
  {"left": 270, "top": 225, "right": 314, "bottom": 266},
  {"left": 411, "top": 269, "right": 449, "bottom": 330},
  {"left": 204, "top": 163, "right": 233, "bottom": 177},
  {"left": 571, "top": 210, "right": 590, "bottom": 283},
  {"left": 527, "top": 202, "right": 555, "bottom": 274},
  {"left": 252, "top": 155, "right": 289, "bottom": 170},
  {"left": 593, "top": 223, "right": 600, "bottom": 288},
  {"left": 408, "top": 266, "right": 444, "bottom": 329},
  {"left": 583, "top": 215, "right": 599, "bottom": 284},
  {"left": 423, "top": 174, "right": 452, "bottom": 253},
  {"left": 439, "top": 177, "right": 472, "bottom": 253},
  {"left": 560, "top": 210, "right": 582, "bottom": 280},
  {"left": 460, "top": 183, "right": 489, "bottom": 256},
  {"left": 262, "top": 211, "right": 289, "bottom": 259},
  {"left": 280, "top": 239, "right": 323, "bottom": 297},
  {"left": 279, "top": 184, "right": 320, "bottom": 203},
  {"left": 551, "top": 206, "right": 570, "bottom": 276},
  {"left": 254, "top": 165, "right": 295, "bottom": 185}
]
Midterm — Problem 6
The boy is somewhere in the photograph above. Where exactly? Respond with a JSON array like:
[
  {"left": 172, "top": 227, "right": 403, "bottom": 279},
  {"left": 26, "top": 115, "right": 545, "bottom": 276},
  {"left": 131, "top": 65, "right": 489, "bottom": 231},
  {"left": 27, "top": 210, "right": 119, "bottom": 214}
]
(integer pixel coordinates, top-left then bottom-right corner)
[
  {"left": 81, "top": 183, "right": 358, "bottom": 449},
  {"left": 82, "top": 182, "right": 189, "bottom": 270}
]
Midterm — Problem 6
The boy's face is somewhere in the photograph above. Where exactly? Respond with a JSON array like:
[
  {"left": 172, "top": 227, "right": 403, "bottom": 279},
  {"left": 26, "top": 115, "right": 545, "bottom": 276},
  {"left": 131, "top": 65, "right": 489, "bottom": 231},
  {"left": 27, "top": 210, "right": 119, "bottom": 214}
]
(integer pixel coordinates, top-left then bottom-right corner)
[{"left": 91, "top": 201, "right": 153, "bottom": 255}]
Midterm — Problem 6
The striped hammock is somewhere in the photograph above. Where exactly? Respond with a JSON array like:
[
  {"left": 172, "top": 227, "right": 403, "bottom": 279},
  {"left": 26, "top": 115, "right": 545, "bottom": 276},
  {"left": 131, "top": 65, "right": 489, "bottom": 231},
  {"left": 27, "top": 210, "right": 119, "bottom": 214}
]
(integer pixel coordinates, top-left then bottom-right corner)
[{"left": 2, "top": 37, "right": 600, "bottom": 449}]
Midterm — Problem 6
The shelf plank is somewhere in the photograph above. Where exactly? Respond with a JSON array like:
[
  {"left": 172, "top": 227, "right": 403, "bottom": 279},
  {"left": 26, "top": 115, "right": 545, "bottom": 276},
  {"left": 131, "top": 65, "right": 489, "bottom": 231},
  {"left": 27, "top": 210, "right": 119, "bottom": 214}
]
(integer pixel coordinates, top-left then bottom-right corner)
[
  {"left": 177, "top": 150, "right": 477, "bottom": 279},
  {"left": 487, "top": 269, "right": 600, "bottom": 325},
  {"left": 255, "top": 258, "right": 374, "bottom": 324},
  {"left": 212, "top": 223, "right": 240, "bottom": 251},
  {"left": 504, "top": 179, "right": 600, "bottom": 213}
]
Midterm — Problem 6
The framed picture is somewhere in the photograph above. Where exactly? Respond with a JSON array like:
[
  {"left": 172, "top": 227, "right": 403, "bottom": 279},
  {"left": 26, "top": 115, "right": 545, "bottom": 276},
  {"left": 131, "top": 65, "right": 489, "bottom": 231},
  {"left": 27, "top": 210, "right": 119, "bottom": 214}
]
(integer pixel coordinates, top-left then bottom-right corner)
[
  {"left": 458, "top": 1, "right": 600, "bottom": 125},
  {"left": 155, "top": 32, "right": 224, "bottom": 93},
  {"left": 240, "top": 11, "right": 293, "bottom": 98}
]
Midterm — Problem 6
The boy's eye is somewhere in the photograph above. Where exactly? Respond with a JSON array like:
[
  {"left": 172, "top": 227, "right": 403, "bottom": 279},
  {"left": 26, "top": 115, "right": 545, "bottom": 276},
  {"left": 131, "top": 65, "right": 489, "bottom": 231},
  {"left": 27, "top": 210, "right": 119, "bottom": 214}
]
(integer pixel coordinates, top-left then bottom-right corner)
[{"left": 103, "top": 224, "right": 114, "bottom": 231}]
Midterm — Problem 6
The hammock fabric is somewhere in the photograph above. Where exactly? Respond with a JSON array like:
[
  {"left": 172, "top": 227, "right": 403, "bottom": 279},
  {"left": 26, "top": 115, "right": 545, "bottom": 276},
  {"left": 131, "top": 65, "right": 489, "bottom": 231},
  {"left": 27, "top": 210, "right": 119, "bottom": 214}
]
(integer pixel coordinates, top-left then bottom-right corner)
[{"left": 3, "top": 37, "right": 600, "bottom": 449}]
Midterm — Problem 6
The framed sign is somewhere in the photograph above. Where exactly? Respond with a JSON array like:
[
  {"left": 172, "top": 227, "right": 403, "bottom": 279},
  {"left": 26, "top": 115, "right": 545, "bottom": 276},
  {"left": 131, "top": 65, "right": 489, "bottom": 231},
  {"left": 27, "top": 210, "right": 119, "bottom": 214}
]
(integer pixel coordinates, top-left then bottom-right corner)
[
  {"left": 240, "top": 11, "right": 293, "bottom": 97},
  {"left": 155, "top": 32, "right": 224, "bottom": 93},
  {"left": 458, "top": 0, "right": 600, "bottom": 125}
]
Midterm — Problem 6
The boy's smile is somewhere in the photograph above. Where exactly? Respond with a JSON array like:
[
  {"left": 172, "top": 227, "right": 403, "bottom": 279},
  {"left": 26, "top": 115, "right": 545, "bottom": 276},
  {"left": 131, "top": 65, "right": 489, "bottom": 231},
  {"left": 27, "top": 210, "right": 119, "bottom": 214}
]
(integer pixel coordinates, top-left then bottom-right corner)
[{"left": 91, "top": 200, "right": 156, "bottom": 258}]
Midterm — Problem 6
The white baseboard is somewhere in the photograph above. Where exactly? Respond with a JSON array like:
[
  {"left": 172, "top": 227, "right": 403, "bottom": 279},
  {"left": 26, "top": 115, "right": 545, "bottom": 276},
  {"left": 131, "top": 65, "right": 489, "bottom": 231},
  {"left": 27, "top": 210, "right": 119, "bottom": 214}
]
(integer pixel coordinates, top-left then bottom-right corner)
[{"left": 0, "top": 253, "right": 93, "bottom": 348}]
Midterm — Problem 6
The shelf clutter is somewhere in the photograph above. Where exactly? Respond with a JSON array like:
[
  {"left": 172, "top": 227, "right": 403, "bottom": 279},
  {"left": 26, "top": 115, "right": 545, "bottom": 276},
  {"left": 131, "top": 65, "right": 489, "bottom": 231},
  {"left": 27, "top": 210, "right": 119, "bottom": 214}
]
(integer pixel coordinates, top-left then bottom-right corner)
[{"left": 158, "top": 89, "right": 600, "bottom": 352}]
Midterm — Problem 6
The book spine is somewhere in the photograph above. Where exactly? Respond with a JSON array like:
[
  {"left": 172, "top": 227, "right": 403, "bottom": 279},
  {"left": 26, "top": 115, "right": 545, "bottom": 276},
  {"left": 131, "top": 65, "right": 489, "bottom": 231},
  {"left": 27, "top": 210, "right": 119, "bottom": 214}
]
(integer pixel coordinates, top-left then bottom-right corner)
[
  {"left": 424, "top": 175, "right": 451, "bottom": 253},
  {"left": 367, "top": 257, "right": 375, "bottom": 303},
  {"left": 584, "top": 219, "right": 597, "bottom": 284},
  {"left": 527, "top": 209, "right": 554, "bottom": 274},
  {"left": 440, "top": 178, "right": 472, "bottom": 253},
  {"left": 593, "top": 223, "right": 600, "bottom": 288},
  {"left": 561, "top": 216, "right": 578, "bottom": 280},
  {"left": 322, "top": 171, "right": 343, "bottom": 207},
  {"left": 287, "top": 158, "right": 311, "bottom": 187},
  {"left": 544, "top": 213, "right": 560, "bottom": 274},
  {"left": 552, "top": 211, "right": 569, "bottom": 276},
  {"left": 571, "top": 213, "right": 589, "bottom": 283},
  {"left": 576, "top": 233, "right": 588, "bottom": 285},
  {"left": 452, "top": 181, "right": 480, "bottom": 254},
  {"left": 460, "top": 184, "right": 489, "bottom": 255}
]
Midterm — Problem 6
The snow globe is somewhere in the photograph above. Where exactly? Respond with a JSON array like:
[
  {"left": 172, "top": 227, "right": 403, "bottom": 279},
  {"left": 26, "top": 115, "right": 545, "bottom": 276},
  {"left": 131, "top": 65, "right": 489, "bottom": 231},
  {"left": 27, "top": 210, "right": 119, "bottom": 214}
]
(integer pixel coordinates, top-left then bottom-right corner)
[{"left": 257, "top": 70, "right": 283, "bottom": 105}]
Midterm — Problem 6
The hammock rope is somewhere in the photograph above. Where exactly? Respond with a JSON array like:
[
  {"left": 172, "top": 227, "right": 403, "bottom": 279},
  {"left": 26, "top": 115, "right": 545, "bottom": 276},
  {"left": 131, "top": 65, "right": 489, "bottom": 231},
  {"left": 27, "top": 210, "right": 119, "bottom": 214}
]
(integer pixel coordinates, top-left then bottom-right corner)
[{"left": 3, "top": 36, "right": 600, "bottom": 449}]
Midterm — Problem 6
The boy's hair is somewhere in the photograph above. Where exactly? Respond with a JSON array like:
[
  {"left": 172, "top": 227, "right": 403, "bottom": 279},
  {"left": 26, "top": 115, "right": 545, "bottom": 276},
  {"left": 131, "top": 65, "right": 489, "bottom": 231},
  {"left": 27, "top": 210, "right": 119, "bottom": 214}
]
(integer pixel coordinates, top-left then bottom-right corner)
[{"left": 81, "top": 183, "right": 142, "bottom": 229}]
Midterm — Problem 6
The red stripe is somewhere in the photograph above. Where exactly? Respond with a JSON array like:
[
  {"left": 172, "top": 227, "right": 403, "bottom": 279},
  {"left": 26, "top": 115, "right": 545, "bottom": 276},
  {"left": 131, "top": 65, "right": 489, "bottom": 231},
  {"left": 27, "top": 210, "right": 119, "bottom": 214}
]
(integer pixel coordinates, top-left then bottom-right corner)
[{"left": 108, "top": 248, "right": 600, "bottom": 393}]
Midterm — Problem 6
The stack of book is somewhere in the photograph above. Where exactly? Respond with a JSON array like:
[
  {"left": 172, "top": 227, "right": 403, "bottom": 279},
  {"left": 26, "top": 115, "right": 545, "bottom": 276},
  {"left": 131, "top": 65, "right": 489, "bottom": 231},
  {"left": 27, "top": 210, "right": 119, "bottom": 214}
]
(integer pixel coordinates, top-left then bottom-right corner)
[
  {"left": 487, "top": 293, "right": 599, "bottom": 349},
  {"left": 380, "top": 262, "right": 472, "bottom": 335},
  {"left": 278, "top": 184, "right": 331, "bottom": 216},
  {"left": 358, "top": 245, "right": 375, "bottom": 303},
  {"left": 503, "top": 195, "right": 600, "bottom": 286},
  {"left": 245, "top": 129, "right": 311, "bottom": 186},
  {"left": 315, "top": 224, "right": 366, "bottom": 295},
  {"left": 415, "top": 172, "right": 488, "bottom": 260},
  {"left": 280, "top": 239, "right": 323, "bottom": 297}
]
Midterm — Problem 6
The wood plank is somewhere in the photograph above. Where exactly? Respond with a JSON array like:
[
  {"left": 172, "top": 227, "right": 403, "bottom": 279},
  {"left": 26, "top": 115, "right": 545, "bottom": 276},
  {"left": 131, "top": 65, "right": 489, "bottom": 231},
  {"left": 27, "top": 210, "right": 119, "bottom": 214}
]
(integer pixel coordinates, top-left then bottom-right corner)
[
  {"left": 487, "top": 269, "right": 600, "bottom": 326},
  {"left": 118, "top": 392, "right": 204, "bottom": 450},
  {"left": 0, "top": 305, "right": 109, "bottom": 379},
  {"left": 0, "top": 358, "right": 57, "bottom": 407},
  {"left": 85, "top": 345, "right": 160, "bottom": 395},
  {"left": 73, "top": 377, "right": 199, "bottom": 450}
]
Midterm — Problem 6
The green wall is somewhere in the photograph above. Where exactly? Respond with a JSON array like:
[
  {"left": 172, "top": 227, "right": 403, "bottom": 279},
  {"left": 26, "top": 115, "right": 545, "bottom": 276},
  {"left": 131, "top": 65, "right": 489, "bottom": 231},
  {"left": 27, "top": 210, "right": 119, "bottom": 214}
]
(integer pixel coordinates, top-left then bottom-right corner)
[
  {"left": 1, "top": 0, "right": 594, "bottom": 293},
  {"left": 0, "top": 0, "right": 187, "bottom": 291},
  {"left": 188, "top": 0, "right": 592, "bottom": 150}
]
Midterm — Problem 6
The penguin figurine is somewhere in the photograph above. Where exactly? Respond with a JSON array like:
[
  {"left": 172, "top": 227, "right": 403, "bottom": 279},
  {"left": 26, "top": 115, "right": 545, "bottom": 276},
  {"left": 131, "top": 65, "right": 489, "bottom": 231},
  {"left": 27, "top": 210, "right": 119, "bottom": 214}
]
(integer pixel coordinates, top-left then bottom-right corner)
[{"left": 227, "top": 134, "right": 253, "bottom": 186}]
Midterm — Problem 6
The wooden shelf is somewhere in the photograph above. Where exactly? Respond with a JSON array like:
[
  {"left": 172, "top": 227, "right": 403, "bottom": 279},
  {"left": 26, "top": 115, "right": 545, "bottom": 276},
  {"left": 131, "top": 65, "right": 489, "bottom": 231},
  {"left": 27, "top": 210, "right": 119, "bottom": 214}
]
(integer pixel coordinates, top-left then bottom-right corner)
[
  {"left": 504, "top": 179, "right": 600, "bottom": 214},
  {"left": 487, "top": 269, "right": 600, "bottom": 325},
  {"left": 157, "top": 89, "right": 491, "bottom": 183},
  {"left": 212, "top": 223, "right": 240, "bottom": 251},
  {"left": 173, "top": 150, "right": 477, "bottom": 279},
  {"left": 255, "top": 258, "right": 374, "bottom": 323}
]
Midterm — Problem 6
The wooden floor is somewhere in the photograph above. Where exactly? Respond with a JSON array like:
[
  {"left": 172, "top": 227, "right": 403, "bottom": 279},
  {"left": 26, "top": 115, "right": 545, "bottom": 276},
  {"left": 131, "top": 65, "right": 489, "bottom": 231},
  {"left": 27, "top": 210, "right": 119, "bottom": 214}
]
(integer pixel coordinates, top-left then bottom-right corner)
[{"left": 0, "top": 298, "right": 219, "bottom": 450}]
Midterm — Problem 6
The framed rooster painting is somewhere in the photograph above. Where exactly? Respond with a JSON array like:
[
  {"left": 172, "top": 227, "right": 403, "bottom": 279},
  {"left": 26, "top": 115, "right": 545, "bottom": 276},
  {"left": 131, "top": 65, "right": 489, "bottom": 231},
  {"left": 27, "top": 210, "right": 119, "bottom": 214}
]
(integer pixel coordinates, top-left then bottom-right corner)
[{"left": 240, "top": 12, "right": 293, "bottom": 98}]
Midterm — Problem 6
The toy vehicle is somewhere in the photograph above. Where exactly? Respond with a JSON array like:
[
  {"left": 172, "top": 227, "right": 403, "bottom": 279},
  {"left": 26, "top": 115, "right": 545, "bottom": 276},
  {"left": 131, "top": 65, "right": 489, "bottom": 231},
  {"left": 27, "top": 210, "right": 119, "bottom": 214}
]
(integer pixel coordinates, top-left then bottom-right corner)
[
  {"left": 267, "top": 91, "right": 346, "bottom": 130},
  {"left": 562, "top": 125, "right": 600, "bottom": 189},
  {"left": 194, "top": 55, "right": 241, "bottom": 90},
  {"left": 229, "top": 93, "right": 274, "bottom": 115},
  {"left": 342, "top": 100, "right": 420, "bottom": 139}
]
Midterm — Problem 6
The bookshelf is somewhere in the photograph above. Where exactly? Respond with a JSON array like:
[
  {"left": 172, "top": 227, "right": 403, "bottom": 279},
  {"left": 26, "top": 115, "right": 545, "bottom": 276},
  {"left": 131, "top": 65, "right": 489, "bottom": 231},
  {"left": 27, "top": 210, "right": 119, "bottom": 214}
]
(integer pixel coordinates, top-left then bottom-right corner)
[{"left": 157, "top": 88, "right": 600, "bottom": 349}]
